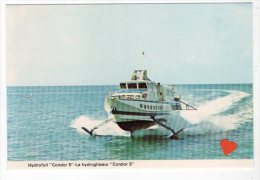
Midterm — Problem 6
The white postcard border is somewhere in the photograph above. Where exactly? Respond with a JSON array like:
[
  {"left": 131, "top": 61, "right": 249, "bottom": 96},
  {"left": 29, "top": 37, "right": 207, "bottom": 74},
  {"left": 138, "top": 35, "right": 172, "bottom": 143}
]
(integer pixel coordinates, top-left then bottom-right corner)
[{"left": 0, "top": 0, "right": 259, "bottom": 180}]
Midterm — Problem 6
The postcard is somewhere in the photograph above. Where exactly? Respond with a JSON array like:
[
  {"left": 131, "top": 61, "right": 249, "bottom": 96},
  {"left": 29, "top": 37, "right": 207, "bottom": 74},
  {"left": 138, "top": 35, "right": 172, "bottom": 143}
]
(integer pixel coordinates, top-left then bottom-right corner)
[{"left": 1, "top": 1, "right": 259, "bottom": 173}]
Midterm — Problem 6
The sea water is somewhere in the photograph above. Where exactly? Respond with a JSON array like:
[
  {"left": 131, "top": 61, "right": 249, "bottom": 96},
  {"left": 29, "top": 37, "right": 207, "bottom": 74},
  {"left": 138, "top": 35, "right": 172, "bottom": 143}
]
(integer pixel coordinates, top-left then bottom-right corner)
[{"left": 7, "top": 84, "right": 253, "bottom": 160}]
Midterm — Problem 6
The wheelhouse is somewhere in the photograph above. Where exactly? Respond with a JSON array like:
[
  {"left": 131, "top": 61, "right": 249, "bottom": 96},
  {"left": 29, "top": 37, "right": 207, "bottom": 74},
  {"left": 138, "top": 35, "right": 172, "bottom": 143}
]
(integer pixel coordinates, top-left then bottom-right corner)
[{"left": 119, "top": 82, "right": 148, "bottom": 89}]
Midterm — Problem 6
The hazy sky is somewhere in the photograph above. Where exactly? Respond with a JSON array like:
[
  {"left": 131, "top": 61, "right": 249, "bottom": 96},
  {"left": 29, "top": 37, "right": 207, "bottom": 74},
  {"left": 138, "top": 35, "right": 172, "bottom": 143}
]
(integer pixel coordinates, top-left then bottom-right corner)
[{"left": 6, "top": 3, "right": 253, "bottom": 86}]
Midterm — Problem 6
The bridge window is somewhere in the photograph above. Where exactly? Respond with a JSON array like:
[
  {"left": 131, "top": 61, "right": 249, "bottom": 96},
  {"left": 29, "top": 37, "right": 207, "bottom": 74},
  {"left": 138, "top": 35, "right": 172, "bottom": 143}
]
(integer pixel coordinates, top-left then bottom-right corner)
[
  {"left": 140, "top": 104, "right": 143, "bottom": 108},
  {"left": 138, "top": 83, "right": 147, "bottom": 89},
  {"left": 120, "top": 83, "right": 127, "bottom": 89},
  {"left": 144, "top": 105, "right": 146, "bottom": 109},
  {"left": 128, "top": 83, "right": 137, "bottom": 89}
]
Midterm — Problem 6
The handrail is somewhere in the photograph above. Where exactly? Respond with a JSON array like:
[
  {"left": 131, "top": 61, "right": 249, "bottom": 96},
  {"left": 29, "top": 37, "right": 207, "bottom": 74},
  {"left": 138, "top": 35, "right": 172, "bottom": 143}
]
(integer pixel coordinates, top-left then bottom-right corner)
[{"left": 177, "top": 100, "right": 197, "bottom": 110}]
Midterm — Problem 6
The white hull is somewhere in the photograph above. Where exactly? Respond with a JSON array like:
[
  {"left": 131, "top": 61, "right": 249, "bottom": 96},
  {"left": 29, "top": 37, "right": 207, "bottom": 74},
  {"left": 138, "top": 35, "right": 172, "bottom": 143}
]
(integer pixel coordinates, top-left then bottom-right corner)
[
  {"left": 102, "top": 70, "right": 184, "bottom": 134},
  {"left": 105, "top": 96, "right": 176, "bottom": 132},
  {"left": 105, "top": 96, "right": 173, "bottom": 122}
]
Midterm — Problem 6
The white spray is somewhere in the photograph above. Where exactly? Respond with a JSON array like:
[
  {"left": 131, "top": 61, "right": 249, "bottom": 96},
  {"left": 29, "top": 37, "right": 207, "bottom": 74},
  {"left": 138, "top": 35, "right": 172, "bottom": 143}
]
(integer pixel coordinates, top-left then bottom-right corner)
[{"left": 70, "top": 90, "right": 251, "bottom": 137}]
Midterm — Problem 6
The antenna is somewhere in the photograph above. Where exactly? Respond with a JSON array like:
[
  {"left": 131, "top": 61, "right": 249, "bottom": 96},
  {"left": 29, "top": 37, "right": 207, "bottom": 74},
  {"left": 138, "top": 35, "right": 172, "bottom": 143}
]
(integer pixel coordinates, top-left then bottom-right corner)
[{"left": 141, "top": 44, "right": 145, "bottom": 70}]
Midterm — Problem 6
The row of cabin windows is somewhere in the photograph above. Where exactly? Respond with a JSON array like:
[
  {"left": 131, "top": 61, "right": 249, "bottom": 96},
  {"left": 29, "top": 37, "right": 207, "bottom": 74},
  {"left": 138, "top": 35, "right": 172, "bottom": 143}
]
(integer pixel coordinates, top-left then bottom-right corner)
[
  {"left": 120, "top": 83, "right": 147, "bottom": 89},
  {"left": 139, "top": 104, "right": 163, "bottom": 110}
]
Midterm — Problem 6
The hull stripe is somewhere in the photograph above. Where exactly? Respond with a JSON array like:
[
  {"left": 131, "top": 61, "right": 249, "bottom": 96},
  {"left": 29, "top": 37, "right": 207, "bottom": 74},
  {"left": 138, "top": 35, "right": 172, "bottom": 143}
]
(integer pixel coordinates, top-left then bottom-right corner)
[
  {"left": 119, "top": 99, "right": 175, "bottom": 105},
  {"left": 111, "top": 109, "right": 170, "bottom": 116}
]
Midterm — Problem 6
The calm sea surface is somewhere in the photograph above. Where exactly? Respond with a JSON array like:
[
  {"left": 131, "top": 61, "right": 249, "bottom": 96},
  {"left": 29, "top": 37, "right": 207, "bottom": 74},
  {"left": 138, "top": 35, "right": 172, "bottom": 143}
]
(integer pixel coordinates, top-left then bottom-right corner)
[{"left": 7, "top": 84, "right": 253, "bottom": 160}]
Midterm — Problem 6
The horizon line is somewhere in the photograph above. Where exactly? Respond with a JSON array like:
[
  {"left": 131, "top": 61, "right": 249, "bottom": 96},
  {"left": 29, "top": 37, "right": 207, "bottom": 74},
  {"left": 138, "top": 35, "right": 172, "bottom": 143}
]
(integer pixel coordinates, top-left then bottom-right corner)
[{"left": 6, "top": 82, "right": 253, "bottom": 87}]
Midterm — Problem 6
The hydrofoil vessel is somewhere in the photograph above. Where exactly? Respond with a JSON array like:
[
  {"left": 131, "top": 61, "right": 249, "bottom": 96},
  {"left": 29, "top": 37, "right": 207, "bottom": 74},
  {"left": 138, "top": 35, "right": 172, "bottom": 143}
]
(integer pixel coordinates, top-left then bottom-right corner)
[{"left": 82, "top": 70, "right": 196, "bottom": 139}]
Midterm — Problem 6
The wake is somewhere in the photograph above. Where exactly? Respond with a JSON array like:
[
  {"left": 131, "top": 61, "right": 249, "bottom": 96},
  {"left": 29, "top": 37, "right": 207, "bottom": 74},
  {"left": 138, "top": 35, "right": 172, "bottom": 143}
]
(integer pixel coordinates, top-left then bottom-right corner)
[{"left": 179, "top": 90, "right": 251, "bottom": 135}]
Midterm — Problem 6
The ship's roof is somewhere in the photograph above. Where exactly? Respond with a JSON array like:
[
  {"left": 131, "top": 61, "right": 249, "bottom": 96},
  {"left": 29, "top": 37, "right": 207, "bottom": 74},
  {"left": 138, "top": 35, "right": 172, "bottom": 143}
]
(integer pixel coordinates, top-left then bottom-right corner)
[{"left": 121, "top": 80, "right": 154, "bottom": 83}]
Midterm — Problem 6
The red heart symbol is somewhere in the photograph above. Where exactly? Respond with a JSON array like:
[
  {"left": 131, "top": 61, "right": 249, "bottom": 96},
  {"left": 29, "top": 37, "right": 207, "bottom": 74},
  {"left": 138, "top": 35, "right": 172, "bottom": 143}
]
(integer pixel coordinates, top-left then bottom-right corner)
[{"left": 220, "top": 139, "right": 237, "bottom": 155}]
